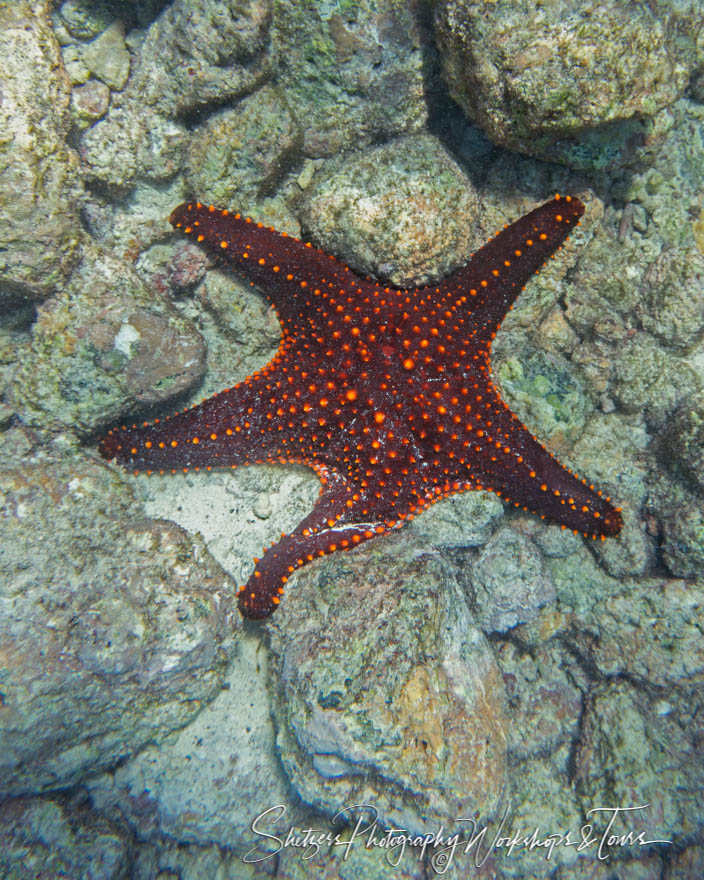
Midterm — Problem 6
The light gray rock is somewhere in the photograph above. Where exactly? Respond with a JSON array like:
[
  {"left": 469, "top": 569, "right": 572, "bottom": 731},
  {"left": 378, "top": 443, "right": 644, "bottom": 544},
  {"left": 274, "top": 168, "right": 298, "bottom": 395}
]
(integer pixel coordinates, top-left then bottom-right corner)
[
  {"left": 0, "top": 795, "right": 130, "bottom": 880},
  {"left": 409, "top": 489, "right": 503, "bottom": 550},
  {"left": 469, "top": 527, "right": 556, "bottom": 633},
  {"left": 0, "top": 1, "right": 83, "bottom": 302},
  {"left": 88, "top": 633, "right": 301, "bottom": 851},
  {"left": 268, "top": 538, "right": 508, "bottom": 836},
  {"left": 300, "top": 135, "right": 480, "bottom": 287},
  {"left": 10, "top": 245, "right": 206, "bottom": 436},
  {"left": 0, "top": 434, "right": 235, "bottom": 797},
  {"left": 82, "top": 20, "right": 131, "bottom": 91}
]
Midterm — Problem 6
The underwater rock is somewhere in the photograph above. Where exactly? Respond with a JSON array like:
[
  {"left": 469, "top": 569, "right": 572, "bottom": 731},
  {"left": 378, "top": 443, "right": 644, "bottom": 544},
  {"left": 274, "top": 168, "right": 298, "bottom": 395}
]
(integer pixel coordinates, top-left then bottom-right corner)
[
  {"left": 637, "top": 246, "right": 704, "bottom": 352},
  {"left": 435, "top": 0, "right": 689, "bottom": 169},
  {"left": 611, "top": 333, "right": 699, "bottom": 429},
  {"left": 469, "top": 527, "right": 555, "bottom": 634},
  {"left": 661, "top": 499, "right": 704, "bottom": 579},
  {"left": 408, "top": 489, "right": 503, "bottom": 550},
  {"left": 0, "top": 434, "right": 235, "bottom": 797},
  {"left": 0, "top": 1, "right": 83, "bottom": 302},
  {"left": 80, "top": 0, "right": 271, "bottom": 189},
  {"left": 0, "top": 795, "right": 130, "bottom": 880},
  {"left": 87, "top": 635, "right": 298, "bottom": 852},
  {"left": 70, "top": 78, "right": 111, "bottom": 128},
  {"left": 267, "top": 537, "right": 508, "bottom": 835},
  {"left": 57, "top": 0, "right": 118, "bottom": 41},
  {"left": 666, "top": 391, "right": 704, "bottom": 494},
  {"left": 81, "top": 20, "right": 131, "bottom": 91},
  {"left": 574, "top": 681, "right": 703, "bottom": 847},
  {"left": 185, "top": 84, "right": 301, "bottom": 210},
  {"left": 271, "top": 0, "right": 427, "bottom": 156},
  {"left": 10, "top": 246, "right": 205, "bottom": 436},
  {"left": 494, "top": 640, "right": 583, "bottom": 760},
  {"left": 299, "top": 135, "right": 480, "bottom": 288},
  {"left": 570, "top": 575, "right": 704, "bottom": 688}
]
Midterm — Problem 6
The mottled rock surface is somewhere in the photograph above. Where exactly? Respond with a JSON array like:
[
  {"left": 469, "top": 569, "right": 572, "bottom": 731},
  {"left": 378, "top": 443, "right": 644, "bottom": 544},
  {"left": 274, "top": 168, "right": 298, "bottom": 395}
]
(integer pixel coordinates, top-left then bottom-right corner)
[
  {"left": 185, "top": 85, "right": 301, "bottom": 210},
  {"left": 575, "top": 681, "right": 702, "bottom": 848},
  {"left": 80, "top": 0, "right": 271, "bottom": 189},
  {"left": 1, "top": 0, "right": 702, "bottom": 874},
  {"left": 10, "top": 245, "right": 206, "bottom": 436},
  {"left": 408, "top": 488, "right": 504, "bottom": 549},
  {"left": 495, "top": 345, "right": 592, "bottom": 448},
  {"left": 272, "top": 0, "right": 427, "bottom": 156},
  {"left": 0, "top": 1, "right": 83, "bottom": 302},
  {"left": 300, "top": 135, "right": 480, "bottom": 287},
  {"left": 87, "top": 634, "right": 299, "bottom": 851},
  {"left": 0, "top": 431, "right": 235, "bottom": 797},
  {"left": 666, "top": 391, "right": 704, "bottom": 493},
  {"left": 435, "top": 0, "right": 689, "bottom": 168},
  {"left": 0, "top": 795, "right": 130, "bottom": 880},
  {"left": 81, "top": 20, "right": 131, "bottom": 90},
  {"left": 661, "top": 499, "right": 704, "bottom": 579},
  {"left": 611, "top": 334, "right": 699, "bottom": 428},
  {"left": 57, "top": 0, "right": 121, "bottom": 40},
  {"left": 275, "top": 833, "right": 424, "bottom": 880},
  {"left": 268, "top": 538, "right": 508, "bottom": 835},
  {"left": 70, "top": 78, "right": 111, "bottom": 128},
  {"left": 469, "top": 527, "right": 556, "bottom": 633},
  {"left": 637, "top": 246, "right": 704, "bottom": 351}
]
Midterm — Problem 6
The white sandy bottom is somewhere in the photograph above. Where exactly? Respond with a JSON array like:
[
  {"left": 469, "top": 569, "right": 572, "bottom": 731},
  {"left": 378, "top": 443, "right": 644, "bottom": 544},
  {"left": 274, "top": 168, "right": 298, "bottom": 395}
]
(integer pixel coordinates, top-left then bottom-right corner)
[{"left": 140, "top": 464, "right": 320, "bottom": 586}]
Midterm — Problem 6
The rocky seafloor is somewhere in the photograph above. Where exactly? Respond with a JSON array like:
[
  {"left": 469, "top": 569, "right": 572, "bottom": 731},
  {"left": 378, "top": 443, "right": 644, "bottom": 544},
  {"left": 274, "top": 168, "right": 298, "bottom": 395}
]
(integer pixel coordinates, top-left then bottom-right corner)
[{"left": 0, "top": 0, "right": 703, "bottom": 878}]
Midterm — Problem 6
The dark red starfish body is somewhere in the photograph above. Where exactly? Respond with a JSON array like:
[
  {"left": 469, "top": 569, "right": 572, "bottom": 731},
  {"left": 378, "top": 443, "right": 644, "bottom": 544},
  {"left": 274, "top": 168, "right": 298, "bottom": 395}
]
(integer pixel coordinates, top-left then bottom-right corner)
[{"left": 99, "top": 195, "right": 622, "bottom": 618}]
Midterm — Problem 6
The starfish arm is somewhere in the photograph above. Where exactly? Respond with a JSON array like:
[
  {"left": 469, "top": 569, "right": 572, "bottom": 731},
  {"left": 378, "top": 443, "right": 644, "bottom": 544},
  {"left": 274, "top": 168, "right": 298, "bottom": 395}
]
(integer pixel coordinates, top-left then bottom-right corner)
[
  {"left": 435, "top": 195, "right": 585, "bottom": 342},
  {"left": 169, "top": 201, "right": 376, "bottom": 333},
  {"left": 456, "top": 391, "right": 622, "bottom": 538},
  {"left": 238, "top": 469, "right": 389, "bottom": 618},
  {"left": 98, "top": 367, "right": 304, "bottom": 472}
]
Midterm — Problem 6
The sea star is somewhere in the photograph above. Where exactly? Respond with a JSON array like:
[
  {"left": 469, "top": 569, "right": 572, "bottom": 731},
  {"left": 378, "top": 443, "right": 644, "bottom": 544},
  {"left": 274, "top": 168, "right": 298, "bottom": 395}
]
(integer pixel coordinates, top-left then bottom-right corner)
[{"left": 100, "top": 195, "right": 622, "bottom": 618}]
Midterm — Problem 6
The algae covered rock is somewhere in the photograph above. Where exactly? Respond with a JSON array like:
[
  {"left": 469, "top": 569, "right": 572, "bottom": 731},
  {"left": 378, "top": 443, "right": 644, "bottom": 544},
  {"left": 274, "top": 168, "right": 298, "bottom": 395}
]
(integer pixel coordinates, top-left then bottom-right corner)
[
  {"left": 10, "top": 246, "right": 206, "bottom": 436},
  {"left": 300, "top": 135, "right": 479, "bottom": 287},
  {"left": 574, "top": 681, "right": 703, "bottom": 847},
  {"left": 569, "top": 575, "right": 704, "bottom": 687},
  {"left": 0, "top": 432, "right": 235, "bottom": 797},
  {"left": 0, "top": 795, "right": 130, "bottom": 880},
  {"left": 268, "top": 537, "right": 508, "bottom": 835},
  {"left": 434, "top": 0, "right": 689, "bottom": 168},
  {"left": 470, "top": 527, "right": 555, "bottom": 634},
  {"left": 666, "top": 391, "right": 704, "bottom": 493},
  {"left": 272, "top": 0, "right": 427, "bottom": 156},
  {"left": 637, "top": 246, "right": 704, "bottom": 351},
  {"left": 80, "top": 0, "right": 271, "bottom": 189},
  {"left": 661, "top": 500, "right": 704, "bottom": 579},
  {"left": 185, "top": 84, "right": 301, "bottom": 209},
  {"left": 611, "top": 333, "right": 699, "bottom": 427},
  {"left": 0, "top": 1, "right": 83, "bottom": 302}
]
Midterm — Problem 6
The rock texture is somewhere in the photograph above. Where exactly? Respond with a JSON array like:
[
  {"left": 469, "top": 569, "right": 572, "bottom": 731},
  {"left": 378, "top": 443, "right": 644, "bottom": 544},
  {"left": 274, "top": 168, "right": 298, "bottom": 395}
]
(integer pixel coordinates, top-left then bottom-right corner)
[
  {"left": 0, "top": 1, "right": 83, "bottom": 302},
  {"left": 435, "top": 0, "right": 690, "bottom": 168},
  {"left": 10, "top": 246, "right": 206, "bottom": 436},
  {"left": 268, "top": 538, "right": 508, "bottom": 835},
  {"left": 0, "top": 432, "right": 235, "bottom": 797},
  {"left": 300, "top": 135, "right": 480, "bottom": 287}
]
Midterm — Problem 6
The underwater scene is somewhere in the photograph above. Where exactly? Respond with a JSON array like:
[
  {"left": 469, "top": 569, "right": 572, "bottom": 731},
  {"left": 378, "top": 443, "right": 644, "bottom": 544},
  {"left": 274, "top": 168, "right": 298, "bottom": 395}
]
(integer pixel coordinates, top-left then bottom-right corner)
[{"left": 0, "top": 0, "right": 703, "bottom": 877}]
